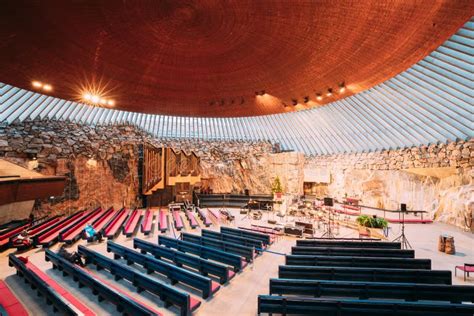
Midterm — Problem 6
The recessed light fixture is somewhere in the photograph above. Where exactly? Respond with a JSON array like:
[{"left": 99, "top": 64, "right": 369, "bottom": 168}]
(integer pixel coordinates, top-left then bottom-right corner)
[
  {"left": 32, "top": 80, "right": 53, "bottom": 92},
  {"left": 338, "top": 82, "right": 346, "bottom": 93}
]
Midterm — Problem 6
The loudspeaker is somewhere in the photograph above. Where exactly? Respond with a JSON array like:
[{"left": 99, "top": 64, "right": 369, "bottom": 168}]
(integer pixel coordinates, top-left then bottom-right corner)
[
  {"left": 401, "top": 203, "right": 407, "bottom": 212},
  {"left": 324, "top": 197, "right": 334, "bottom": 207}
]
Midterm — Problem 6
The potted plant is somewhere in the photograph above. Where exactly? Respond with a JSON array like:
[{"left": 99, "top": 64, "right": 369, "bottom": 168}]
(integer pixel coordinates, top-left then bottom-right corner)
[
  {"left": 356, "top": 215, "right": 388, "bottom": 239},
  {"left": 271, "top": 176, "right": 283, "bottom": 199}
]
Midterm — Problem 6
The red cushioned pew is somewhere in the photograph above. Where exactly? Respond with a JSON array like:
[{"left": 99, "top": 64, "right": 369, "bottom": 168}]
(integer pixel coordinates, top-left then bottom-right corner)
[
  {"left": 173, "top": 210, "right": 184, "bottom": 231},
  {"left": 0, "top": 280, "right": 28, "bottom": 316},
  {"left": 34, "top": 210, "right": 85, "bottom": 248},
  {"left": 59, "top": 207, "right": 104, "bottom": 244},
  {"left": 9, "top": 255, "right": 95, "bottom": 315},
  {"left": 10, "top": 215, "right": 62, "bottom": 250},
  {"left": 84, "top": 207, "right": 116, "bottom": 242},
  {"left": 185, "top": 209, "right": 199, "bottom": 229},
  {"left": 103, "top": 207, "right": 130, "bottom": 239},
  {"left": 141, "top": 208, "right": 155, "bottom": 235},
  {"left": 123, "top": 208, "right": 143, "bottom": 237},
  {"left": 158, "top": 209, "right": 168, "bottom": 233}
]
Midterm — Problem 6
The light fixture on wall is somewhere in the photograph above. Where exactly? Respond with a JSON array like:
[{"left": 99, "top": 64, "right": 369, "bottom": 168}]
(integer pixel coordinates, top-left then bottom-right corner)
[
  {"left": 316, "top": 93, "right": 323, "bottom": 101},
  {"left": 303, "top": 96, "right": 310, "bottom": 103},
  {"left": 326, "top": 88, "right": 333, "bottom": 97}
]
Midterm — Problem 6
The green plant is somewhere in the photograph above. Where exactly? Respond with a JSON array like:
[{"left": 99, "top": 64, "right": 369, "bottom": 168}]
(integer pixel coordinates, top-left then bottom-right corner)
[
  {"left": 271, "top": 176, "right": 283, "bottom": 193},
  {"left": 356, "top": 215, "right": 388, "bottom": 229}
]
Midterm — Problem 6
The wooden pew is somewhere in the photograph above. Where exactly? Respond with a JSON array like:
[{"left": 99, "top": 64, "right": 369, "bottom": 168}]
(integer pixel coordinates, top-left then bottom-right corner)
[
  {"left": 279, "top": 265, "right": 452, "bottom": 285},
  {"left": 10, "top": 215, "right": 62, "bottom": 249},
  {"left": 134, "top": 238, "right": 235, "bottom": 284},
  {"left": 159, "top": 235, "right": 246, "bottom": 272},
  {"left": 76, "top": 245, "right": 200, "bottom": 316},
  {"left": 123, "top": 208, "right": 143, "bottom": 237},
  {"left": 196, "top": 208, "right": 212, "bottom": 227},
  {"left": 269, "top": 278, "right": 474, "bottom": 303},
  {"left": 172, "top": 210, "right": 184, "bottom": 231},
  {"left": 107, "top": 241, "right": 220, "bottom": 299},
  {"left": 34, "top": 211, "right": 85, "bottom": 247},
  {"left": 291, "top": 246, "right": 415, "bottom": 258},
  {"left": 0, "top": 280, "right": 28, "bottom": 316},
  {"left": 9, "top": 254, "right": 94, "bottom": 315},
  {"left": 181, "top": 232, "right": 255, "bottom": 262},
  {"left": 257, "top": 295, "right": 474, "bottom": 316},
  {"left": 221, "top": 226, "right": 272, "bottom": 245},
  {"left": 44, "top": 249, "right": 163, "bottom": 316},
  {"left": 59, "top": 207, "right": 104, "bottom": 244},
  {"left": 202, "top": 229, "right": 264, "bottom": 251},
  {"left": 103, "top": 207, "right": 129, "bottom": 239},
  {"left": 85, "top": 207, "right": 116, "bottom": 241},
  {"left": 141, "top": 209, "right": 155, "bottom": 235},
  {"left": 286, "top": 255, "right": 431, "bottom": 269},
  {"left": 296, "top": 239, "right": 401, "bottom": 249},
  {"left": 158, "top": 209, "right": 168, "bottom": 233},
  {"left": 184, "top": 210, "right": 199, "bottom": 229}
]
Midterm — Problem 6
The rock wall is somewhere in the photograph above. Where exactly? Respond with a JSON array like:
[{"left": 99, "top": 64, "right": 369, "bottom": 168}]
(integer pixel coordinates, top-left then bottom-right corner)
[
  {"left": 1, "top": 119, "right": 472, "bottom": 230},
  {"left": 305, "top": 140, "right": 474, "bottom": 230}
]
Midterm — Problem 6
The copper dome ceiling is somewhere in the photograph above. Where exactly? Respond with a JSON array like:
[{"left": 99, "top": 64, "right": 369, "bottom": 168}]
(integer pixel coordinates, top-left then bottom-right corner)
[{"left": 0, "top": 0, "right": 472, "bottom": 117}]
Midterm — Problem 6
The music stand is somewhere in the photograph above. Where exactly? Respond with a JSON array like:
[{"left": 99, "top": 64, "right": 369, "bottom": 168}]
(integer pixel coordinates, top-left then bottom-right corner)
[
  {"left": 320, "top": 198, "right": 335, "bottom": 238},
  {"left": 392, "top": 204, "right": 412, "bottom": 249}
]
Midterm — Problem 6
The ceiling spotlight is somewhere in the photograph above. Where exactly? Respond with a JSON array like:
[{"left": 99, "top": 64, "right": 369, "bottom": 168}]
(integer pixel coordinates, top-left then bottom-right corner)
[
  {"left": 291, "top": 99, "right": 298, "bottom": 106},
  {"left": 303, "top": 96, "right": 309, "bottom": 103},
  {"left": 32, "top": 81, "right": 43, "bottom": 88},
  {"left": 83, "top": 93, "right": 92, "bottom": 101},
  {"left": 107, "top": 100, "right": 115, "bottom": 106},
  {"left": 326, "top": 88, "right": 333, "bottom": 97},
  {"left": 100, "top": 98, "right": 107, "bottom": 105},
  {"left": 316, "top": 93, "right": 323, "bottom": 101},
  {"left": 91, "top": 95, "right": 100, "bottom": 103},
  {"left": 43, "top": 84, "right": 53, "bottom": 91},
  {"left": 338, "top": 82, "right": 346, "bottom": 93}
]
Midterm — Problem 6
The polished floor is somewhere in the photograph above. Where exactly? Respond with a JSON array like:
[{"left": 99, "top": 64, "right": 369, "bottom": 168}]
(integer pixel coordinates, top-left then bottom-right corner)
[{"left": 0, "top": 208, "right": 473, "bottom": 315}]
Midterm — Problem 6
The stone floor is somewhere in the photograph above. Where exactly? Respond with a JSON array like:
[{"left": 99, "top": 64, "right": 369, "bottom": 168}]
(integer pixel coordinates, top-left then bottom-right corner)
[{"left": 0, "top": 208, "right": 473, "bottom": 315}]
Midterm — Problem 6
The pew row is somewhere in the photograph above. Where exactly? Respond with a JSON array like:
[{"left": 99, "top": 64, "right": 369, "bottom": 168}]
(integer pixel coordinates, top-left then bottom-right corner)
[
  {"left": 158, "top": 209, "right": 168, "bottom": 233},
  {"left": 44, "top": 249, "right": 163, "bottom": 316},
  {"left": 159, "top": 235, "right": 246, "bottom": 272},
  {"left": 196, "top": 208, "right": 212, "bottom": 227},
  {"left": 34, "top": 211, "right": 85, "bottom": 247},
  {"left": 107, "top": 241, "right": 220, "bottom": 299},
  {"left": 103, "top": 208, "right": 130, "bottom": 239},
  {"left": 10, "top": 215, "right": 62, "bottom": 250},
  {"left": 222, "top": 226, "right": 272, "bottom": 245},
  {"left": 286, "top": 255, "right": 431, "bottom": 269},
  {"left": 291, "top": 246, "right": 415, "bottom": 258},
  {"left": 184, "top": 210, "right": 199, "bottom": 229},
  {"left": 202, "top": 229, "right": 264, "bottom": 251},
  {"left": 296, "top": 239, "right": 401, "bottom": 249},
  {"left": 181, "top": 232, "right": 255, "bottom": 262},
  {"left": 76, "top": 245, "right": 200, "bottom": 315},
  {"left": 279, "top": 265, "right": 452, "bottom": 285},
  {"left": 85, "top": 207, "right": 116, "bottom": 241},
  {"left": 59, "top": 207, "right": 104, "bottom": 244},
  {"left": 172, "top": 210, "right": 184, "bottom": 231},
  {"left": 269, "top": 278, "right": 474, "bottom": 303},
  {"left": 9, "top": 254, "right": 94, "bottom": 315},
  {"left": 134, "top": 238, "right": 235, "bottom": 284},
  {"left": 257, "top": 295, "right": 474, "bottom": 316},
  {"left": 141, "top": 209, "right": 155, "bottom": 235},
  {"left": 123, "top": 208, "right": 143, "bottom": 237}
]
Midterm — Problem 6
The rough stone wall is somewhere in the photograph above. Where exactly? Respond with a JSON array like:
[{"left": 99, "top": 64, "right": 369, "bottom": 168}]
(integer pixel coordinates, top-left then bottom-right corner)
[
  {"left": 1, "top": 120, "right": 472, "bottom": 230},
  {"left": 305, "top": 139, "right": 474, "bottom": 230}
]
